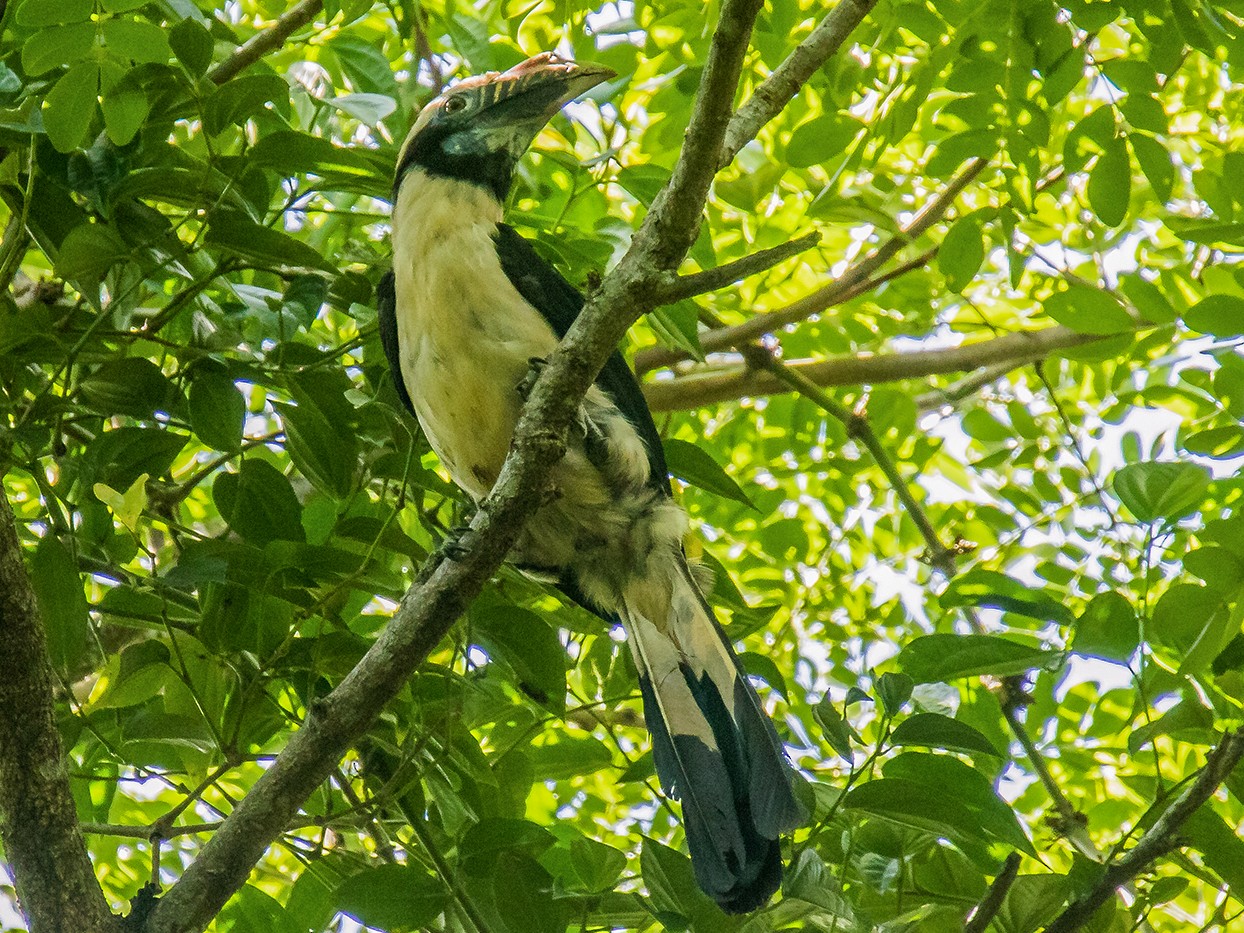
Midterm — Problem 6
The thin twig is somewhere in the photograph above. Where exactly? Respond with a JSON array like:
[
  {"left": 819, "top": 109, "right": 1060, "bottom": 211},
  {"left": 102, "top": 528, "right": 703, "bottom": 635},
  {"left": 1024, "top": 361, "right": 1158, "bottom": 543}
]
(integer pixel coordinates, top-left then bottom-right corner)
[
  {"left": 964, "top": 852, "right": 1021, "bottom": 933},
  {"left": 634, "top": 156, "right": 989, "bottom": 373},
  {"left": 207, "top": 0, "right": 324, "bottom": 86},
  {"left": 720, "top": 0, "right": 881, "bottom": 167},
  {"left": 652, "top": 232, "right": 820, "bottom": 305},
  {"left": 641, "top": 322, "right": 1111, "bottom": 412},
  {"left": 1044, "top": 730, "right": 1244, "bottom": 933}
]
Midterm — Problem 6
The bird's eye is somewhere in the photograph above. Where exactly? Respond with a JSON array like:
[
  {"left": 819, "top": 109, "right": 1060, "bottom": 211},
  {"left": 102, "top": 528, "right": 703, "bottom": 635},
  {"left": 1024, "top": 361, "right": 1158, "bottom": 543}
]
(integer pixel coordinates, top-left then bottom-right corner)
[{"left": 442, "top": 96, "right": 468, "bottom": 115}]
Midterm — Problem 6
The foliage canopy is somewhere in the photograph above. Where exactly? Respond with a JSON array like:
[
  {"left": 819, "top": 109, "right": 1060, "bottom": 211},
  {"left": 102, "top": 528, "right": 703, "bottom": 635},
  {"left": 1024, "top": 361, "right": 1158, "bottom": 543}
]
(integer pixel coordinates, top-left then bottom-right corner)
[{"left": 1, "top": 0, "right": 1244, "bottom": 931}]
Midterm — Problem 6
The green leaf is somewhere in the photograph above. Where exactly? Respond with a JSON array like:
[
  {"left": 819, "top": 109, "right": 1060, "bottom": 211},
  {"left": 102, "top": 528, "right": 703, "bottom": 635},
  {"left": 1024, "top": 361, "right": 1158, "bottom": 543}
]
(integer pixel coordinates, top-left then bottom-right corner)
[
  {"left": 249, "top": 130, "right": 379, "bottom": 178},
  {"left": 471, "top": 605, "right": 567, "bottom": 712},
  {"left": 102, "top": 18, "right": 172, "bottom": 64},
  {"left": 1119, "top": 273, "right": 1177, "bottom": 323},
  {"left": 876, "top": 672, "right": 913, "bottom": 716},
  {"left": 324, "top": 93, "right": 396, "bottom": 127},
  {"left": 939, "top": 215, "right": 985, "bottom": 292},
  {"left": 44, "top": 61, "right": 100, "bottom": 153},
  {"left": 641, "top": 837, "right": 728, "bottom": 929},
  {"left": 18, "top": 0, "right": 93, "bottom": 26},
  {"left": 1185, "top": 294, "right": 1244, "bottom": 337},
  {"left": 170, "top": 19, "right": 214, "bottom": 76},
  {"left": 93, "top": 473, "right": 149, "bottom": 532},
  {"left": 22, "top": 23, "right": 96, "bottom": 76},
  {"left": 203, "top": 74, "right": 290, "bottom": 135},
  {"left": 101, "top": 75, "right": 149, "bottom": 146},
  {"left": 993, "top": 874, "right": 1072, "bottom": 933},
  {"left": 189, "top": 371, "right": 246, "bottom": 452},
  {"left": 786, "top": 113, "right": 860, "bottom": 169},
  {"left": 889, "top": 712, "right": 1003, "bottom": 757},
  {"left": 526, "top": 736, "right": 613, "bottom": 780},
  {"left": 942, "top": 569, "right": 1076, "bottom": 626},
  {"left": 328, "top": 34, "right": 399, "bottom": 98},
  {"left": 1112, "top": 461, "right": 1211, "bottom": 523},
  {"left": 648, "top": 301, "right": 703, "bottom": 361},
  {"left": 30, "top": 534, "right": 90, "bottom": 671},
  {"left": 273, "top": 399, "right": 356, "bottom": 498},
  {"left": 813, "top": 696, "right": 857, "bottom": 759},
  {"left": 738, "top": 650, "right": 789, "bottom": 702},
  {"left": 204, "top": 211, "right": 337, "bottom": 273},
  {"left": 217, "top": 885, "right": 298, "bottom": 933},
  {"left": 55, "top": 222, "right": 130, "bottom": 282},
  {"left": 1184, "top": 804, "right": 1244, "bottom": 894},
  {"left": 663, "top": 438, "right": 755, "bottom": 508},
  {"left": 1087, "top": 134, "right": 1130, "bottom": 226},
  {"left": 1129, "top": 132, "right": 1174, "bottom": 202},
  {"left": 335, "top": 864, "right": 447, "bottom": 931},
  {"left": 83, "top": 427, "right": 187, "bottom": 489},
  {"left": 1042, "top": 284, "right": 1135, "bottom": 335},
  {"left": 899, "top": 634, "right": 1061, "bottom": 684},
  {"left": 79, "top": 357, "right": 175, "bottom": 418},
  {"left": 212, "top": 459, "right": 305, "bottom": 546},
  {"left": 1072, "top": 591, "right": 1139, "bottom": 664},
  {"left": 490, "top": 853, "right": 567, "bottom": 933},
  {"left": 568, "top": 837, "right": 627, "bottom": 893},
  {"left": 459, "top": 819, "right": 556, "bottom": 876},
  {"left": 100, "top": 0, "right": 152, "bottom": 10}
]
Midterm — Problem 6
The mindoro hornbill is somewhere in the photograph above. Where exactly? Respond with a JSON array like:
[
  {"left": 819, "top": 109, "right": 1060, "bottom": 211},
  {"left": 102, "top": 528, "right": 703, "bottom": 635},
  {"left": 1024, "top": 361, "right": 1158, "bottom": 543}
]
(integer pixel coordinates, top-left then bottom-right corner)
[{"left": 378, "top": 52, "right": 807, "bottom": 912}]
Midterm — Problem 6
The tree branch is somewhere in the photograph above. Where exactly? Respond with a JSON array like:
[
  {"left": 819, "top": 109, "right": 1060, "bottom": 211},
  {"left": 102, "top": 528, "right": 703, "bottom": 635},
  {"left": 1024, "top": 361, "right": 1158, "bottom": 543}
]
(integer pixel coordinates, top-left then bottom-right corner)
[
  {"left": 207, "top": 0, "right": 324, "bottom": 86},
  {"left": 651, "top": 232, "right": 820, "bottom": 305},
  {"left": 1044, "top": 729, "right": 1244, "bottom": 933},
  {"left": 0, "top": 493, "right": 118, "bottom": 932},
  {"left": 720, "top": 0, "right": 880, "bottom": 167},
  {"left": 634, "top": 156, "right": 989, "bottom": 374},
  {"left": 143, "top": 4, "right": 766, "bottom": 930},
  {"left": 965, "top": 852, "right": 1021, "bottom": 933},
  {"left": 641, "top": 322, "right": 1112, "bottom": 412}
]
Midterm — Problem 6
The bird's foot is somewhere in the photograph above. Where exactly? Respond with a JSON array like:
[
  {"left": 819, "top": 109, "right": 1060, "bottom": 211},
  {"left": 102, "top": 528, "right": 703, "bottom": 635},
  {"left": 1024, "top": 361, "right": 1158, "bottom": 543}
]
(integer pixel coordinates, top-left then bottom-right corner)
[
  {"left": 515, "top": 356, "right": 548, "bottom": 401},
  {"left": 439, "top": 523, "right": 475, "bottom": 561}
]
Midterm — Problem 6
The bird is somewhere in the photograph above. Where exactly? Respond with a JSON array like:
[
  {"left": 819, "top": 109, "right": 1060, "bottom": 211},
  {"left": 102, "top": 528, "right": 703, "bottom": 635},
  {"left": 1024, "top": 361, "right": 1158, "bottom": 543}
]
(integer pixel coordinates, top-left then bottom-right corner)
[{"left": 378, "top": 51, "right": 807, "bottom": 913}]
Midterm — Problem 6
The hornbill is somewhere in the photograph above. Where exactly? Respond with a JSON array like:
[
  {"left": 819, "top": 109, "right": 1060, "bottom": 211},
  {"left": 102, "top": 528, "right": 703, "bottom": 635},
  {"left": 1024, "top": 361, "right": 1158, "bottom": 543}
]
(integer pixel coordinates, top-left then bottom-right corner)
[{"left": 378, "top": 52, "right": 807, "bottom": 912}]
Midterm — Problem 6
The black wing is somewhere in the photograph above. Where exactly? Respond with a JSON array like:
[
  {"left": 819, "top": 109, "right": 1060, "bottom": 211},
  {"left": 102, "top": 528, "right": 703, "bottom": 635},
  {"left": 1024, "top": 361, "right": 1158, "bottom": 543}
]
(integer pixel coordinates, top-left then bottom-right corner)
[
  {"left": 377, "top": 270, "right": 416, "bottom": 416},
  {"left": 492, "top": 223, "right": 670, "bottom": 496}
]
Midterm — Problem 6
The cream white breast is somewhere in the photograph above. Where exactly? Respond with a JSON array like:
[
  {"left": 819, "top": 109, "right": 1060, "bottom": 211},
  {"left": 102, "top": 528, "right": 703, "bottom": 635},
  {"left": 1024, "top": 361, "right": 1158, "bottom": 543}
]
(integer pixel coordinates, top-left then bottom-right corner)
[{"left": 390, "top": 170, "right": 559, "bottom": 498}]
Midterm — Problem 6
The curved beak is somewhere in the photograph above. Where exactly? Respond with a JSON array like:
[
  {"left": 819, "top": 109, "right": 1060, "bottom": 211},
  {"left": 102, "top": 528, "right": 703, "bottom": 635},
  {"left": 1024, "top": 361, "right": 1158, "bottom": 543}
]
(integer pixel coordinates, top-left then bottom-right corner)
[{"left": 451, "top": 52, "right": 617, "bottom": 156}]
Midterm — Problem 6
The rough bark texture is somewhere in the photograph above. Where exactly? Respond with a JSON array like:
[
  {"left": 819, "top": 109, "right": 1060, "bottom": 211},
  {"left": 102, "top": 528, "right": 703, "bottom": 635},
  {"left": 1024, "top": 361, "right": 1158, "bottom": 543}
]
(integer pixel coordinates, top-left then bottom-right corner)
[{"left": 0, "top": 493, "right": 117, "bottom": 933}]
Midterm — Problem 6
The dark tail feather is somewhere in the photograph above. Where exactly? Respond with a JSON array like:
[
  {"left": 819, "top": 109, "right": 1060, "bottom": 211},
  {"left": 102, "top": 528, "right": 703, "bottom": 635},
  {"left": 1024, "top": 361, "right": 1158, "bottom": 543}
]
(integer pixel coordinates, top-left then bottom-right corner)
[{"left": 624, "top": 559, "right": 807, "bottom": 913}]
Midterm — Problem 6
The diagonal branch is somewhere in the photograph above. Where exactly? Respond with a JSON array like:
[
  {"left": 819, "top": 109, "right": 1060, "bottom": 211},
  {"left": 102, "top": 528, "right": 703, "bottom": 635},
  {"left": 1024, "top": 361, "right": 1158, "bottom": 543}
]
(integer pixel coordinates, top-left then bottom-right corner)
[
  {"left": 720, "top": 0, "right": 880, "bottom": 167},
  {"left": 1044, "top": 729, "right": 1244, "bottom": 933},
  {"left": 143, "top": 4, "right": 767, "bottom": 931},
  {"left": 651, "top": 232, "right": 820, "bottom": 305},
  {"left": 0, "top": 493, "right": 118, "bottom": 933},
  {"left": 207, "top": 0, "right": 324, "bottom": 86},
  {"left": 641, "top": 322, "right": 1115, "bottom": 412},
  {"left": 634, "top": 156, "right": 989, "bottom": 374}
]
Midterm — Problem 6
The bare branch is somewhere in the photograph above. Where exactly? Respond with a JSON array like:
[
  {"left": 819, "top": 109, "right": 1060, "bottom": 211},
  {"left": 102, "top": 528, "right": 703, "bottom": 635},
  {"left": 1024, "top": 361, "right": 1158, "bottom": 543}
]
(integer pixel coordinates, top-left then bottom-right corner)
[
  {"left": 652, "top": 232, "right": 820, "bottom": 305},
  {"left": 1044, "top": 729, "right": 1244, "bottom": 933},
  {"left": 642, "top": 322, "right": 1113, "bottom": 412},
  {"left": 144, "top": 5, "right": 767, "bottom": 930},
  {"left": 965, "top": 853, "right": 1022, "bottom": 933},
  {"left": 0, "top": 494, "right": 118, "bottom": 932},
  {"left": 635, "top": 156, "right": 989, "bottom": 374},
  {"left": 207, "top": 0, "right": 324, "bottom": 86},
  {"left": 720, "top": 0, "right": 880, "bottom": 167}
]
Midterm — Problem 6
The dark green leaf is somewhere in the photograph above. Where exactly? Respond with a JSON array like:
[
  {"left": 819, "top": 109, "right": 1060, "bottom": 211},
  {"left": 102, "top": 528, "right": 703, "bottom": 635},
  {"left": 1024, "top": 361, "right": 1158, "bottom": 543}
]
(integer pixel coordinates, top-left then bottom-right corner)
[
  {"left": 640, "top": 837, "right": 728, "bottom": 930},
  {"left": 1129, "top": 132, "right": 1174, "bottom": 202},
  {"left": 471, "top": 605, "right": 567, "bottom": 712},
  {"left": 813, "top": 696, "right": 857, "bottom": 759},
  {"left": 328, "top": 34, "right": 399, "bottom": 98},
  {"left": 335, "top": 864, "right": 446, "bottom": 931},
  {"left": 56, "top": 222, "right": 129, "bottom": 282},
  {"left": 1087, "top": 134, "right": 1130, "bottom": 226},
  {"left": 170, "top": 19, "right": 214, "bottom": 76},
  {"left": 189, "top": 371, "right": 246, "bottom": 452},
  {"left": 213, "top": 459, "right": 305, "bottom": 545},
  {"left": 876, "top": 672, "right": 913, "bottom": 716},
  {"left": 1119, "top": 273, "right": 1177, "bottom": 323},
  {"left": 738, "top": 650, "right": 789, "bottom": 702},
  {"left": 1184, "top": 804, "right": 1244, "bottom": 893},
  {"left": 526, "top": 736, "right": 613, "bottom": 780},
  {"left": 889, "top": 712, "right": 1003, "bottom": 757},
  {"left": 30, "top": 535, "right": 89, "bottom": 671},
  {"left": 22, "top": 23, "right": 96, "bottom": 76},
  {"left": 663, "top": 438, "right": 755, "bottom": 508},
  {"left": 899, "top": 634, "right": 1061, "bottom": 684},
  {"left": 273, "top": 399, "right": 355, "bottom": 498},
  {"left": 203, "top": 74, "right": 290, "bottom": 135},
  {"left": 1112, "top": 461, "right": 1211, "bottom": 523},
  {"left": 942, "top": 569, "right": 1076, "bottom": 626},
  {"left": 79, "top": 358, "right": 176, "bottom": 418},
  {"left": 204, "top": 211, "right": 337, "bottom": 273},
  {"left": 459, "top": 819, "right": 556, "bottom": 876}
]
